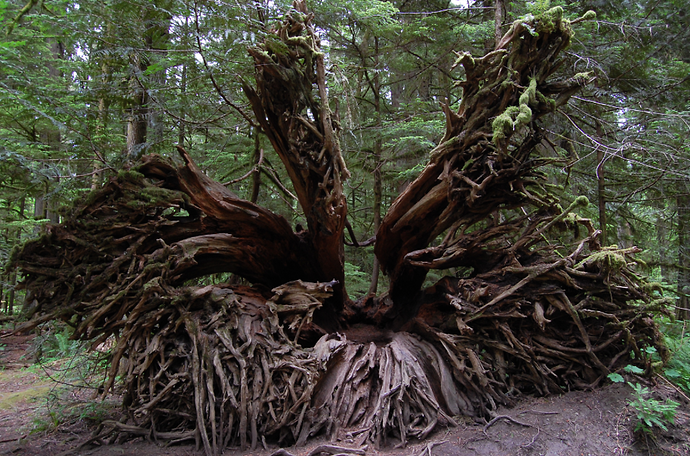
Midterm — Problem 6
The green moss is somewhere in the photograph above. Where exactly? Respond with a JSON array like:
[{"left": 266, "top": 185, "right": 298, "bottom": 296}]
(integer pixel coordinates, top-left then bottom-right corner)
[
  {"left": 1, "top": 387, "right": 51, "bottom": 409},
  {"left": 143, "top": 276, "right": 162, "bottom": 291},
  {"left": 117, "top": 170, "right": 145, "bottom": 183},
  {"left": 492, "top": 106, "right": 520, "bottom": 142},
  {"left": 580, "top": 10, "right": 596, "bottom": 21},
  {"left": 515, "top": 104, "right": 533, "bottom": 126},
  {"left": 649, "top": 297, "right": 674, "bottom": 309},
  {"left": 518, "top": 77, "right": 537, "bottom": 106},
  {"left": 453, "top": 52, "right": 475, "bottom": 73},
  {"left": 265, "top": 38, "right": 290, "bottom": 57},
  {"left": 576, "top": 247, "right": 628, "bottom": 271},
  {"left": 493, "top": 78, "right": 538, "bottom": 144},
  {"left": 139, "top": 186, "right": 181, "bottom": 204},
  {"left": 562, "top": 212, "right": 579, "bottom": 224},
  {"left": 573, "top": 195, "right": 589, "bottom": 208},
  {"left": 537, "top": 91, "right": 557, "bottom": 111},
  {"left": 288, "top": 10, "right": 307, "bottom": 23},
  {"left": 430, "top": 135, "right": 460, "bottom": 160},
  {"left": 286, "top": 35, "right": 311, "bottom": 48},
  {"left": 573, "top": 71, "right": 593, "bottom": 84},
  {"left": 538, "top": 6, "right": 564, "bottom": 33},
  {"left": 125, "top": 200, "right": 145, "bottom": 210}
]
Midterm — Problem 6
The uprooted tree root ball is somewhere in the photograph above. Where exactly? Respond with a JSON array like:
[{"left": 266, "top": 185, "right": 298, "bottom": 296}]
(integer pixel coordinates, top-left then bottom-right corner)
[
  {"left": 15, "top": 180, "right": 667, "bottom": 453},
  {"left": 11, "top": 2, "right": 669, "bottom": 455}
]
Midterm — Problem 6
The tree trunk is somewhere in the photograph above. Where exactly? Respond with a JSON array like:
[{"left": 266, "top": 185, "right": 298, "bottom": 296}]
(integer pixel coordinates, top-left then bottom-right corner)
[
  {"left": 144, "top": 1, "right": 171, "bottom": 150},
  {"left": 658, "top": 209, "right": 671, "bottom": 282},
  {"left": 494, "top": 0, "right": 505, "bottom": 47},
  {"left": 177, "top": 61, "right": 187, "bottom": 148},
  {"left": 677, "top": 191, "right": 690, "bottom": 320},
  {"left": 367, "top": 37, "right": 383, "bottom": 297},
  {"left": 595, "top": 121, "right": 607, "bottom": 246},
  {"left": 241, "top": 8, "right": 350, "bottom": 322},
  {"left": 250, "top": 127, "right": 262, "bottom": 204},
  {"left": 126, "top": 1, "right": 171, "bottom": 160},
  {"left": 126, "top": 58, "right": 148, "bottom": 159}
]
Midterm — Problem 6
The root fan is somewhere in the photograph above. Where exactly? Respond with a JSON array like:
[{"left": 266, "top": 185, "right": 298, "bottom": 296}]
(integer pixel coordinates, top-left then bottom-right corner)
[{"left": 9, "top": 3, "right": 669, "bottom": 455}]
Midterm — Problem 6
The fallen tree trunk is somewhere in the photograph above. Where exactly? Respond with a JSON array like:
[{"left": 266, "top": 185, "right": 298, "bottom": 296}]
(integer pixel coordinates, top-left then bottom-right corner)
[{"left": 11, "top": 3, "right": 668, "bottom": 455}]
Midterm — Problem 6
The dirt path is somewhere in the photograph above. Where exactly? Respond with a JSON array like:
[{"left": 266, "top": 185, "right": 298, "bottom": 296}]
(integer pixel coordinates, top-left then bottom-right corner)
[{"left": 1, "top": 329, "right": 689, "bottom": 456}]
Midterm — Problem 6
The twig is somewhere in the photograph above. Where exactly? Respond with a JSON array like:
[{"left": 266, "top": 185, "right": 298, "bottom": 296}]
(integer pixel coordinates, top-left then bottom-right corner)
[
  {"left": 270, "top": 450, "right": 295, "bottom": 456},
  {"left": 656, "top": 373, "right": 690, "bottom": 403},
  {"left": 614, "top": 407, "right": 631, "bottom": 455},
  {"left": 307, "top": 444, "right": 366, "bottom": 455},
  {"left": 517, "top": 410, "right": 559, "bottom": 415},
  {"left": 0, "top": 433, "right": 28, "bottom": 443},
  {"left": 483, "top": 415, "right": 533, "bottom": 437},
  {"left": 521, "top": 427, "right": 540, "bottom": 448},
  {"left": 222, "top": 148, "right": 264, "bottom": 186},
  {"left": 415, "top": 439, "right": 448, "bottom": 456}
]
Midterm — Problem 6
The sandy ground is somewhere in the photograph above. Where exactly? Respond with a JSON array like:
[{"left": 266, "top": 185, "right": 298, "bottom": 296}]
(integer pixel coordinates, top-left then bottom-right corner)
[{"left": 2, "top": 329, "right": 689, "bottom": 456}]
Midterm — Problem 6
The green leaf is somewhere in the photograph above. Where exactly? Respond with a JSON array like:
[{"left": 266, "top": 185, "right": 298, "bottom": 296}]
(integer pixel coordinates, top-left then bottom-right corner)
[
  {"left": 624, "top": 364, "right": 645, "bottom": 374},
  {"left": 665, "top": 369, "right": 681, "bottom": 378},
  {"left": 143, "top": 62, "right": 165, "bottom": 76},
  {"left": 607, "top": 372, "right": 625, "bottom": 383}
]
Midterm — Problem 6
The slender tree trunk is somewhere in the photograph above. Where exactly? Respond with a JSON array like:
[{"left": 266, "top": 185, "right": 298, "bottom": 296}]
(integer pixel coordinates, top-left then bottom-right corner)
[
  {"left": 126, "top": 59, "right": 148, "bottom": 159},
  {"left": 495, "top": 0, "right": 505, "bottom": 46},
  {"left": 658, "top": 210, "right": 670, "bottom": 281},
  {"left": 92, "top": 96, "right": 108, "bottom": 190},
  {"left": 146, "top": 23, "right": 170, "bottom": 150},
  {"left": 178, "top": 62, "right": 187, "bottom": 147},
  {"left": 33, "top": 40, "right": 64, "bottom": 223},
  {"left": 34, "top": 182, "right": 59, "bottom": 223},
  {"left": 250, "top": 127, "right": 262, "bottom": 204},
  {"left": 3, "top": 198, "right": 23, "bottom": 315},
  {"left": 595, "top": 120, "right": 607, "bottom": 246},
  {"left": 367, "top": 39, "right": 383, "bottom": 296},
  {"left": 677, "top": 191, "right": 690, "bottom": 320},
  {"left": 6, "top": 270, "right": 15, "bottom": 315},
  {"left": 93, "top": 13, "right": 113, "bottom": 189},
  {"left": 127, "top": 1, "right": 171, "bottom": 159}
]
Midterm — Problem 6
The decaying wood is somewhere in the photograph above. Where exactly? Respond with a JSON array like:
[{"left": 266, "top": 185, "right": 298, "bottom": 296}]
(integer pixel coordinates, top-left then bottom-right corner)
[
  {"left": 375, "top": 7, "right": 596, "bottom": 323},
  {"left": 242, "top": 0, "right": 349, "bottom": 312},
  {"left": 10, "top": 4, "right": 669, "bottom": 456}
]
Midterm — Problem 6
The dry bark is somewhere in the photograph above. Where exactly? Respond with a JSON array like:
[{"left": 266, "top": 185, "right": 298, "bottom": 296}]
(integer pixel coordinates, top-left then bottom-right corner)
[
  {"left": 242, "top": 2, "right": 350, "bottom": 316},
  {"left": 10, "top": 4, "right": 669, "bottom": 456}
]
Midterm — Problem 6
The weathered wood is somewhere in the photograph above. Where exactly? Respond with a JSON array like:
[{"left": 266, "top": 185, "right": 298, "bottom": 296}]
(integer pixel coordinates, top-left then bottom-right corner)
[
  {"left": 242, "top": 0, "right": 349, "bottom": 314},
  {"left": 375, "top": 8, "right": 593, "bottom": 322}
]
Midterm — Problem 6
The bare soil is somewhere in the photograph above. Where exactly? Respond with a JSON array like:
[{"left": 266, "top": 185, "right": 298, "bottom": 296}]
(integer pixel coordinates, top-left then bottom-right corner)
[{"left": 2, "top": 329, "right": 689, "bottom": 456}]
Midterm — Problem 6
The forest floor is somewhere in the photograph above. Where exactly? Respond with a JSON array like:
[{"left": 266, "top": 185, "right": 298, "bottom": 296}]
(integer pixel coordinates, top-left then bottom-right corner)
[{"left": 1, "top": 329, "right": 690, "bottom": 456}]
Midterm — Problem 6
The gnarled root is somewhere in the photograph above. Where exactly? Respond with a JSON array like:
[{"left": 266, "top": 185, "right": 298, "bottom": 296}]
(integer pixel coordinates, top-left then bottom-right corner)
[{"left": 305, "top": 331, "right": 462, "bottom": 448}]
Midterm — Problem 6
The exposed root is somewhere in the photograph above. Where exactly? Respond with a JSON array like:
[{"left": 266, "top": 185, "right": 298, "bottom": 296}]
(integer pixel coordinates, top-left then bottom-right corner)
[
  {"left": 306, "top": 331, "right": 460, "bottom": 448},
  {"left": 483, "top": 415, "right": 532, "bottom": 436}
]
